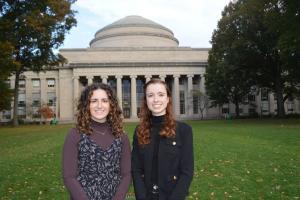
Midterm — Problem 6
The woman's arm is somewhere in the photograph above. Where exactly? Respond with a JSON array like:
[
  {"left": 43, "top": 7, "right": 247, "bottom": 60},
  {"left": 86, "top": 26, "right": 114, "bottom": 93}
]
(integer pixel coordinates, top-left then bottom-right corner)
[
  {"left": 131, "top": 130, "right": 147, "bottom": 200},
  {"left": 113, "top": 134, "right": 132, "bottom": 200},
  {"left": 169, "top": 123, "right": 194, "bottom": 200},
  {"left": 62, "top": 129, "right": 89, "bottom": 200}
]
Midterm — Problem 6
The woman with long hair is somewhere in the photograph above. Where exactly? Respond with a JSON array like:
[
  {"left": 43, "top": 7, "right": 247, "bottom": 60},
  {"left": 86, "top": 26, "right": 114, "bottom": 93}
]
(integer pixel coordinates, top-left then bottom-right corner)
[
  {"left": 132, "top": 78, "right": 194, "bottom": 200},
  {"left": 63, "top": 83, "right": 131, "bottom": 200}
]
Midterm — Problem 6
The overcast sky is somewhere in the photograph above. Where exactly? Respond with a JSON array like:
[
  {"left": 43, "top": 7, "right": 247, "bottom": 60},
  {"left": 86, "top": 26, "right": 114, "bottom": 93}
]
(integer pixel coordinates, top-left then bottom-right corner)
[{"left": 61, "top": 0, "right": 232, "bottom": 49}]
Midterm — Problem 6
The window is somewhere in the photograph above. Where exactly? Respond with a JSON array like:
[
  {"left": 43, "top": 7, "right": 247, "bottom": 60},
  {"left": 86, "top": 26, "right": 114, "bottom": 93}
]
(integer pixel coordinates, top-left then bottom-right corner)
[
  {"left": 179, "top": 77, "right": 185, "bottom": 85},
  {"left": 287, "top": 101, "right": 294, "bottom": 112},
  {"left": 47, "top": 79, "right": 55, "bottom": 87},
  {"left": 47, "top": 92, "right": 56, "bottom": 106},
  {"left": 122, "top": 79, "right": 131, "bottom": 118},
  {"left": 32, "top": 92, "right": 41, "bottom": 106},
  {"left": 136, "top": 79, "right": 144, "bottom": 117},
  {"left": 261, "top": 88, "right": 269, "bottom": 101},
  {"left": 32, "top": 79, "right": 40, "bottom": 87},
  {"left": 261, "top": 101, "right": 269, "bottom": 113},
  {"left": 5, "top": 79, "right": 10, "bottom": 88},
  {"left": 193, "top": 95, "right": 198, "bottom": 114},
  {"left": 248, "top": 94, "right": 256, "bottom": 102},
  {"left": 222, "top": 108, "right": 229, "bottom": 114},
  {"left": 19, "top": 79, "right": 25, "bottom": 88},
  {"left": 180, "top": 91, "right": 185, "bottom": 114},
  {"left": 193, "top": 75, "right": 199, "bottom": 85},
  {"left": 249, "top": 108, "right": 256, "bottom": 114},
  {"left": 32, "top": 107, "right": 41, "bottom": 118},
  {"left": 18, "top": 91, "right": 26, "bottom": 107},
  {"left": 3, "top": 110, "right": 11, "bottom": 119},
  {"left": 18, "top": 107, "right": 26, "bottom": 118}
]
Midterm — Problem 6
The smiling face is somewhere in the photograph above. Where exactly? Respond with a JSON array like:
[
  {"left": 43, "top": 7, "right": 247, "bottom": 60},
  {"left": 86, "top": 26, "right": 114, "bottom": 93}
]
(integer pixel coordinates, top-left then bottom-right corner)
[
  {"left": 146, "top": 83, "right": 169, "bottom": 116},
  {"left": 89, "top": 89, "right": 110, "bottom": 123}
]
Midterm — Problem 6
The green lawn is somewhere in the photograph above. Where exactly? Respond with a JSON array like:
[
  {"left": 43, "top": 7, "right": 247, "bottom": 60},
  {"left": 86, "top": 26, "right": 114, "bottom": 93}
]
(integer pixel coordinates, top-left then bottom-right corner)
[{"left": 0, "top": 119, "right": 299, "bottom": 199}]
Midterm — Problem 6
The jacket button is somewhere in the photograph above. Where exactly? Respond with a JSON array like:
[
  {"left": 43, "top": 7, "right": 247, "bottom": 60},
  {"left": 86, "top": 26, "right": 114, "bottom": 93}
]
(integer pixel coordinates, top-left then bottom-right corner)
[
  {"left": 172, "top": 141, "right": 176, "bottom": 146},
  {"left": 173, "top": 176, "right": 177, "bottom": 180}
]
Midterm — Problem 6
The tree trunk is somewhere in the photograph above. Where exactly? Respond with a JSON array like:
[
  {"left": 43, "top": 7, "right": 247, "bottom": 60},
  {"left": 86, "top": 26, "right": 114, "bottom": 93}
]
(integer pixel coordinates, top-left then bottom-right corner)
[
  {"left": 275, "top": 85, "right": 285, "bottom": 118},
  {"left": 274, "top": 66, "right": 285, "bottom": 118},
  {"left": 13, "top": 70, "right": 20, "bottom": 126},
  {"left": 235, "top": 101, "right": 240, "bottom": 118}
]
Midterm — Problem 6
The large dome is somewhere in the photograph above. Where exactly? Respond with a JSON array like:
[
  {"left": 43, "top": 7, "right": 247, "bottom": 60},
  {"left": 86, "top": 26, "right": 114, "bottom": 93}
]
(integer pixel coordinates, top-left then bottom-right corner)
[{"left": 89, "top": 15, "right": 179, "bottom": 48}]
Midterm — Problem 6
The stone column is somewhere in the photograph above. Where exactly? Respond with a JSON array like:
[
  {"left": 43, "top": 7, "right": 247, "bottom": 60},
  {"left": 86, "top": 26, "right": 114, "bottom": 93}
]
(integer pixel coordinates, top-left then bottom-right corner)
[
  {"left": 25, "top": 77, "right": 32, "bottom": 120},
  {"left": 73, "top": 76, "right": 79, "bottom": 105},
  {"left": 187, "top": 74, "right": 194, "bottom": 116},
  {"left": 10, "top": 78, "right": 15, "bottom": 119},
  {"left": 145, "top": 75, "right": 152, "bottom": 83},
  {"left": 102, "top": 75, "right": 108, "bottom": 84},
  {"left": 199, "top": 74, "right": 207, "bottom": 118},
  {"left": 116, "top": 75, "right": 123, "bottom": 109},
  {"left": 130, "top": 75, "right": 137, "bottom": 119},
  {"left": 87, "top": 76, "right": 93, "bottom": 85},
  {"left": 159, "top": 75, "right": 166, "bottom": 82},
  {"left": 40, "top": 78, "right": 47, "bottom": 106},
  {"left": 173, "top": 75, "right": 180, "bottom": 116},
  {"left": 55, "top": 78, "right": 59, "bottom": 118},
  {"left": 200, "top": 74, "right": 205, "bottom": 93}
]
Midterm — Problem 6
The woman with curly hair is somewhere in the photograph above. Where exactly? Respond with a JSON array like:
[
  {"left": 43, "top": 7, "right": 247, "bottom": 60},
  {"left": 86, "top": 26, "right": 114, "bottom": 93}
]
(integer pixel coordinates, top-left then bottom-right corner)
[
  {"left": 132, "top": 78, "right": 194, "bottom": 200},
  {"left": 63, "top": 83, "right": 131, "bottom": 200}
]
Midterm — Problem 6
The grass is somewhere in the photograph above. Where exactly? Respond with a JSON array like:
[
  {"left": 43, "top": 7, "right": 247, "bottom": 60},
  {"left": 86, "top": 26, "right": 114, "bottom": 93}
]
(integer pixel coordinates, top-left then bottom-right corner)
[{"left": 0, "top": 119, "right": 299, "bottom": 199}]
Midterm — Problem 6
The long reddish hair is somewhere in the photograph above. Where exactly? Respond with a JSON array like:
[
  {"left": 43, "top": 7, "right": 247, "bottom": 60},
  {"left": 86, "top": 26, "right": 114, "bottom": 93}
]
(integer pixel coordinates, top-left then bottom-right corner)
[{"left": 137, "top": 78, "right": 176, "bottom": 145}]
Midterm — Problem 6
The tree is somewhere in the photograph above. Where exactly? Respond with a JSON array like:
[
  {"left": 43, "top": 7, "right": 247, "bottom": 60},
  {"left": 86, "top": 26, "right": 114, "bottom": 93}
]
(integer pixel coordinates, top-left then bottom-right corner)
[
  {"left": 206, "top": 1, "right": 256, "bottom": 118},
  {"left": 0, "top": 0, "right": 77, "bottom": 126},
  {"left": 38, "top": 104, "right": 54, "bottom": 124},
  {"left": 0, "top": 79, "right": 13, "bottom": 111},
  {"left": 207, "top": 0, "right": 300, "bottom": 118},
  {"left": 0, "top": 42, "right": 16, "bottom": 111},
  {"left": 191, "top": 90, "right": 209, "bottom": 120}
]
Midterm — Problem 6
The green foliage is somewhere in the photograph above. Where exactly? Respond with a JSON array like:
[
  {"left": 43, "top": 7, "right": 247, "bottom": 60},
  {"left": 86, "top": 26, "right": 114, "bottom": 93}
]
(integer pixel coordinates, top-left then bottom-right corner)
[
  {"left": 206, "top": 2, "right": 256, "bottom": 117},
  {"left": 0, "top": 0, "right": 77, "bottom": 125},
  {"left": 0, "top": 120, "right": 300, "bottom": 199},
  {"left": 0, "top": 79, "right": 13, "bottom": 111},
  {"left": 207, "top": 0, "right": 300, "bottom": 118}
]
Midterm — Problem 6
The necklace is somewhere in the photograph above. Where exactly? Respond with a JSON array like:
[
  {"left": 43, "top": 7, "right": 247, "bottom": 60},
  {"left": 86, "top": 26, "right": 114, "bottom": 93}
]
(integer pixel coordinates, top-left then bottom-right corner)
[
  {"left": 98, "top": 131, "right": 106, "bottom": 135},
  {"left": 95, "top": 128, "right": 110, "bottom": 135}
]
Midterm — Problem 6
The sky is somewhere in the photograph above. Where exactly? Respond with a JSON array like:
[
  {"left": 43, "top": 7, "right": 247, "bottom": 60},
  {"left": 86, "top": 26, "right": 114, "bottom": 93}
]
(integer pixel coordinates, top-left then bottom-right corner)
[{"left": 61, "top": 0, "right": 232, "bottom": 49}]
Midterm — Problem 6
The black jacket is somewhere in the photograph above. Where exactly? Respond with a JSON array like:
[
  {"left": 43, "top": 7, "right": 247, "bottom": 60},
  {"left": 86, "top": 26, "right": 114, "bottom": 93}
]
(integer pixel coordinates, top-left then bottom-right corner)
[{"left": 132, "top": 121, "right": 194, "bottom": 200}]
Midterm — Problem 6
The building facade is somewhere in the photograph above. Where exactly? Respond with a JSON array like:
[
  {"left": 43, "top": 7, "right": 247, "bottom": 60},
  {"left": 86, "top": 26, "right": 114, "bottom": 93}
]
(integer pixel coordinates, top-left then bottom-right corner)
[{"left": 1, "top": 16, "right": 299, "bottom": 122}]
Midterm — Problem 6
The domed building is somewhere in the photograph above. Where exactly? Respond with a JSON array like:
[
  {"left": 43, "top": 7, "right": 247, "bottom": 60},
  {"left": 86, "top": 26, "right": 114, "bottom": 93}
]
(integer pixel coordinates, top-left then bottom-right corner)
[{"left": 1, "top": 16, "right": 299, "bottom": 122}]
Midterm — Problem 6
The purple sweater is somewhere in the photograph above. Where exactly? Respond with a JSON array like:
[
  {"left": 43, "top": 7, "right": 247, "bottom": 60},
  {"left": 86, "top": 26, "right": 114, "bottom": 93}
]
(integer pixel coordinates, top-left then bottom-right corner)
[{"left": 62, "top": 121, "right": 131, "bottom": 200}]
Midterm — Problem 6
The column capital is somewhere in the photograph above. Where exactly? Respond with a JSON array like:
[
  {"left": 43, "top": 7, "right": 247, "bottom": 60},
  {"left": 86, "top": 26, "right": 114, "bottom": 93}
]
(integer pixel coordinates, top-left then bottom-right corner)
[
  {"left": 145, "top": 75, "right": 152, "bottom": 78},
  {"left": 173, "top": 74, "right": 180, "bottom": 78},
  {"left": 101, "top": 75, "right": 108, "bottom": 79},
  {"left": 116, "top": 75, "right": 123, "bottom": 79},
  {"left": 130, "top": 75, "right": 137, "bottom": 79},
  {"left": 159, "top": 75, "right": 166, "bottom": 78},
  {"left": 86, "top": 75, "right": 94, "bottom": 79},
  {"left": 187, "top": 74, "right": 194, "bottom": 78},
  {"left": 73, "top": 76, "right": 79, "bottom": 80}
]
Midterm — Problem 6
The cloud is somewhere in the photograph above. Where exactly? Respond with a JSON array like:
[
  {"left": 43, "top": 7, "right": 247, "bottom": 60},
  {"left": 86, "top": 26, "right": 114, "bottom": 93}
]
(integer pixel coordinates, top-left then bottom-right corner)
[{"left": 62, "top": 0, "right": 231, "bottom": 49}]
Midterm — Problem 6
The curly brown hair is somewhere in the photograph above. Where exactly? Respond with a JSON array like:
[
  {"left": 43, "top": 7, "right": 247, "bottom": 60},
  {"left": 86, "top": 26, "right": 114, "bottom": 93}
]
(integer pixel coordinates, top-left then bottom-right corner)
[
  {"left": 76, "top": 83, "right": 124, "bottom": 137},
  {"left": 137, "top": 78, "right": 176, "bottom": 145}
]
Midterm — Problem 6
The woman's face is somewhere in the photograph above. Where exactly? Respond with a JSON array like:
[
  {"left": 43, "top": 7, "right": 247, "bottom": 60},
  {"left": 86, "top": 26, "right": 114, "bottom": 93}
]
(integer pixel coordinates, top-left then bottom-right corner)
[
  {"left": 146, "top": 83, "right": 169, "bottom": 116},
  {"left": 89, "top": 89, "right": 110, "bottom": 123}
]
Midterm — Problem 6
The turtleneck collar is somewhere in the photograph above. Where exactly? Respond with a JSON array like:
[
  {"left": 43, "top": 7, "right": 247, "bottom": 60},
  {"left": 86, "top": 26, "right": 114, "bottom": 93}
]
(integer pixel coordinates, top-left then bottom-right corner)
[
  {"left": 151, "top": 115, "right": 165, "bottom": 124},
  {"left": 90, "top": 119, "right": 109, "bottom": 128}
]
